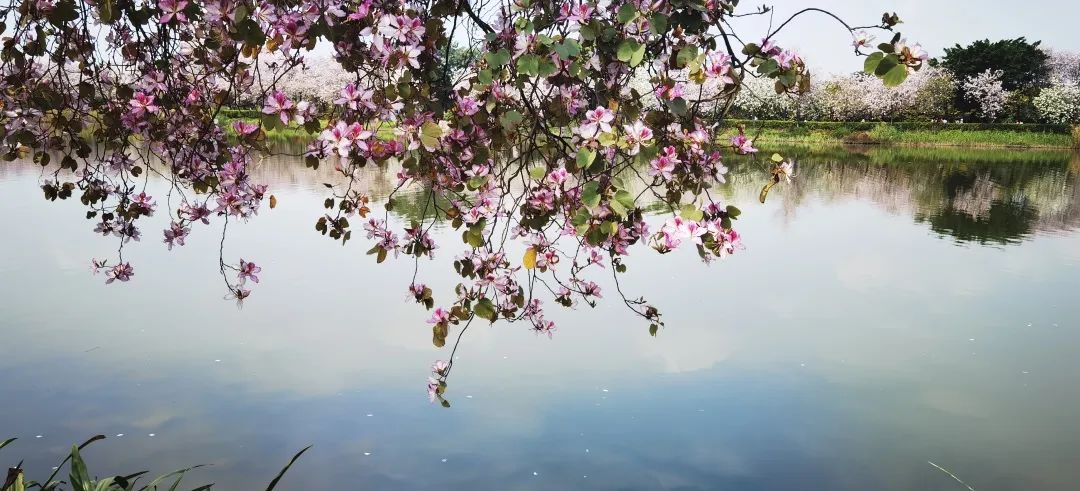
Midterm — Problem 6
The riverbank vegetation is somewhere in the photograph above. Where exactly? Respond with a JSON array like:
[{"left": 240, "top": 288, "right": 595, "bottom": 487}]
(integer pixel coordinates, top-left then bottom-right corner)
[
  {"left": 721, "top": 120, "right": 1078, "bottom": 148},
  {"left": 0, "top": 436, "right": 307, "bottom": 491}
]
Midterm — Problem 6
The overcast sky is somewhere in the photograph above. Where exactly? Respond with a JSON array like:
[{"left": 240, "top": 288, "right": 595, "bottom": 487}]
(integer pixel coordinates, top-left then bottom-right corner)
[{"left": 726, "top": 0, "right": 1080, "bottom": 75}]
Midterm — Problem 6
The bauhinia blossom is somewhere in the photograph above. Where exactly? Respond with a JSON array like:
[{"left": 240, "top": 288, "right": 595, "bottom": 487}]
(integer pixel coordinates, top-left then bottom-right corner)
[{"left": 578, "top": 106, "right": 614, "bottom": 139}]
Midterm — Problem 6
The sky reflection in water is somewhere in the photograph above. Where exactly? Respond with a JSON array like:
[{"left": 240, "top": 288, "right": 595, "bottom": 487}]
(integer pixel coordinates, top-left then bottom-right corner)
[{"left": 1, "top": 146, "right": 1079, "bottom": 490}]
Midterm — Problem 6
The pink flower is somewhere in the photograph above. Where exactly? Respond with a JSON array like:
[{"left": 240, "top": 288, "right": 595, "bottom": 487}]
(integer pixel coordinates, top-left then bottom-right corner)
[
  {"left": 158, "top": 0, "right": 188, "bottom": 24},
  {"left": 760, "top": 38, "right": 781, "bottom": 56},
  {"left": 379, "top": 14, "right": 425, "bottom": 43},
  {"left": 426, "top": 377, "right": 440, "bottom": 402},
  {"left": 558, "top": 3, "right": 592, "bottom": 24},
  {"left": 852, "top": 30, "right": 875, "bottom": 49},
  {"left": 655, "top": 83, "right": 686, "bottom": 101},
  {"left": 335, "top": 83, "right": 375, "bottom": 111},
  {"left": 648, "top": 146, "right": 680, "bottom": 181},
  {"left": 705, "top": 53, "right": 734, "bottom": 85},
  {"left": 772, "top": 50, "right": 801, "bottom": 70},
  {"left": 262, "top": 90, "right": 294, "bottom": 125},
  {"left": 431, "top": 359, "right": 449, "bottom": 375},
  {"left": 129, "top": 92, "right": 159, "bottom": 116},
  {"left": 401, "top": 46, "right": 422, "bottom": 69},
  {"left": 428, "top": 307, "right": 450, "bottom": 325},
  {"left": 547, "top": 167, "right": 569, "bottom": 185},
  {"left": 163, "top": 222, "right": 190, "bottom": 250},
  {"left": 578, "top": 106, "right": 614, "bottom": 139},
  {"left": 778, "top": 160, "right": 796, "bottom": 183},
  {"left": 238, "top": 259, "right": 261, "bottom": 283},
  {"left": 731, "top": 134, "right": 757, "bottom": 154},
  {"left": 457, "top": 96, "right": 480, "bottom": 116},
  {"left": 623, "top": 120, "right": 653, "bottom": 155},
  {"left": 232, "top": 120, "right": 259, "bottom": 136},
  {"left": 897, "top": 39, "right": 929, "bottom": 63},
  {"left": 535, "top": 320, "right": 556, "bottom": 338},
  {"left": 105, "top": 262, "right": 134, "bottom": 284}
]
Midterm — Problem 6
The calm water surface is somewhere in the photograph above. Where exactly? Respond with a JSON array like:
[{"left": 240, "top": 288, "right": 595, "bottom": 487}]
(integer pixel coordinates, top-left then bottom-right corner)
[{"left": 2, "top": 146, "right": 1079, "bottom": 490}]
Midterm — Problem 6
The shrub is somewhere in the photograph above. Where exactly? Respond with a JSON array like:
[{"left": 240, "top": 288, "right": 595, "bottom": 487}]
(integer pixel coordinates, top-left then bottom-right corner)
[{"left": 1033, "top": 83, "right": 1080, "bottom": 124}]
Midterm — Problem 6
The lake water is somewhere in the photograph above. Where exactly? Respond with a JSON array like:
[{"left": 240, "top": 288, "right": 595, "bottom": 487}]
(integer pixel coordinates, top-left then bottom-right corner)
[{"left": 2, "top": 146, "right": 1079, "bottom": 490}]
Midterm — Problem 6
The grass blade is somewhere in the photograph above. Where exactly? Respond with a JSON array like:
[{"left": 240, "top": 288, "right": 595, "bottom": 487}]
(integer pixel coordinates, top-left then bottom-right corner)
[
  {"left": 69, "top": 445, "right": 92, "bottom": 491},
  {"left": 41, "top": 435, "right": 106, "bottom": 490},
  {"left": 264, "top": 446, "right": 311, "bottom": 491},
  {"left": 0, "top": 438, "right": 15, "bottom": 452},
  {"left": 928, "top": 461, "right": 976, "bottom": 491},
  {"left": 137, "top": 465, "right": 206, "bottom": 491},
  {"left": 4, "top": 466, "right": 24, "bottom": 491}
]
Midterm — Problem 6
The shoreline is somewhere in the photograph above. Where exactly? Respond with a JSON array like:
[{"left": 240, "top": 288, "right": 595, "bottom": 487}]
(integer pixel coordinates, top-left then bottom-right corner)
[{"left": 721, "top": 119, "right": 1079, "bottom": 150}]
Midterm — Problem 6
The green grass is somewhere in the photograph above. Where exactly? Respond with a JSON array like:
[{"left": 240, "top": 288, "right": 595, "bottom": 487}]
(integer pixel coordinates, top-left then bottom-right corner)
[
  {"left": 216, "top": 111, "right": 1079, "bottom": 149},
  {"left": 1, "top": 435, "right": 308, "bottom": 491},
  {"left": 722, "top": 120, "right": 1078, "bottom": 149}
]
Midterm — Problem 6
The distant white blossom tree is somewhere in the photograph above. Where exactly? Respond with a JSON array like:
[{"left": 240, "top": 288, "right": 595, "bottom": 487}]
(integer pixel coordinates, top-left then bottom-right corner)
[
  {"left": 1046, "top": 49, "right": 1080, "bottom": 86},
  {"left": 728, "top": 66, "right": 955, "bottom": 122},
  {"left": 1033, "top": 82, "right": 1080, "bottom": 124},
  {"left": 962, "top": 70, "right": 1010, "bottom": 121}
]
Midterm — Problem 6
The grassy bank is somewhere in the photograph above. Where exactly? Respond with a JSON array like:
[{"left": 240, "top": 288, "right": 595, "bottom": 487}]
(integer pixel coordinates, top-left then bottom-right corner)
[
  {"left": 722, "top": 120, "right": 1079, "bottom": 149},
  {"left": 218, "top": 108, "right": 1079, "bottom": 149}
]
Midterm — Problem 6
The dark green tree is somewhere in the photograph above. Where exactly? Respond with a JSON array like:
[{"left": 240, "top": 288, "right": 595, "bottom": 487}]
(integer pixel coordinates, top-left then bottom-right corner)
[
  {"left": 941, "top": 38, "right": 1051, "bottom": 118},
  {"left": 941, "top": 37, "right": 1051, "bottom": 90}
]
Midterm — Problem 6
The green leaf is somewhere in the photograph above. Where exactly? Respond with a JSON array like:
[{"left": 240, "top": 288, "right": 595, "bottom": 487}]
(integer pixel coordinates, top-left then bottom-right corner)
[
  {"left": 579, "top": 23, "right": 597, "bottom": 41},
  {"left": 778, "top": 70, "right": 796, "bottom": 88},
  {"left": 484, "top": 49, "right": 510, "bottom": 67},
  {"left": 629, "top": 43, "right": 645, "bottom": 67},
  {"left": 676, "top": 45, "right": 698, "bottom": 68},
  {"left": 726, "top": 205, "right": 741, "bottom": 218},
  {"left": 48, "top": 0, "right": 79, "bottom": 24},
  {"left": 518, "top": 54, "right": 540, "bottom": 76},
  {"left": 874, "top": 53, "right": 900, "bottom": 77},
  {"left": 537, "top": 58, "right": 558, "bottom": 77},
  {"left": 667, "top": 98, "right": 688, "bottom": 117},
  {"left": 617, "top": 3, "right": 637, "bottom": 23},
  {"left": 571, "top": 207, "right": 591, "bottom": 227},
  {"left": 576, "top": 148, "right": 596, "bottom": 170},
  {"left": 419, "top": 121, "right": 443, "bottom": 149},
  {"left": 529, "top": 166, "right": 547, "bottom": 180},
  {"left": 610, "top": 189, "right": 636, "bottom": 217},
  {"left": 680, "top": 204, "right": 703, "bottom": 221},
  {"left": 499, "top": 110, "right": 523, "bottom": 131},
  {"left": 649, "top": 14, "right": 668, "bottom": 35},
  {"left": 770, "top": 153, "right": 785, "bottom": 163},
  {"left": 474, "top": 298, "right": 497, "bottom": 322},
  {"left": 863, "top": 51, "right": 884, "bottom": 74},
  {"left": 881, "top": 63, "right": 908, "bottom": 87},
  {"left": 759, "top": 182, "right": 776, "bottom": 204},
  {"left": 756, "top": 58, "right": 780, "bottom": 75},
  {"left": 615, "top": 190, "right": 636, "bottom": 211},
  {"left": 554, "top": 39, "right": 581, "bottom": 59},
  {"left": 477, "top": 68, "right": 493, "bottom": 85},
  {"left": 98, "top": 0, "right": 116, "bottom": 24},
  {"left": 581, "top": 182, "right": 601, "bottom": 209},
  {"left": 616, "top": 40, "right": 640, "bottom": 63}
]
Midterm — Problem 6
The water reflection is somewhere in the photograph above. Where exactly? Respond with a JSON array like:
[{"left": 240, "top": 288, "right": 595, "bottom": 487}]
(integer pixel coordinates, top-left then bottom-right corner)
[
  {"left": 749, "top": 146, "right": 1080, "bottom": 245},
  {"left": 1, "top": 146, "right": 1079, "bottom": 489}
]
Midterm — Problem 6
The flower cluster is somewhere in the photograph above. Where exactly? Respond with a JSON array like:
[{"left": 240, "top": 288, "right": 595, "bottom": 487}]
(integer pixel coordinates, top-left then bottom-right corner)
[{"left": 0, "top": 0, "right": 919, "bottom": 405}]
